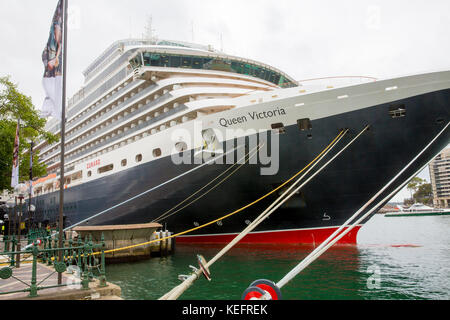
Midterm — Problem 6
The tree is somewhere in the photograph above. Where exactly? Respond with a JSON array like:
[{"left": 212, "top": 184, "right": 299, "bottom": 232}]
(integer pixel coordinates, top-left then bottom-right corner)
[
  {"left": 0, "top": 76, "right": 58, "bottom": 192},
  {"left": 413, "top": 183, "right": 433, "bottom": 205},
  {"left": 406, "top": 177, "right": 425, "bottom": 200}
]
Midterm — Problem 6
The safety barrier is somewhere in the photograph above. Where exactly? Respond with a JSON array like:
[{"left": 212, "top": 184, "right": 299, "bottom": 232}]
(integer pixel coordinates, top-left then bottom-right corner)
[{"left": 0, "top": 233, "right": 107, "bottom": 298}]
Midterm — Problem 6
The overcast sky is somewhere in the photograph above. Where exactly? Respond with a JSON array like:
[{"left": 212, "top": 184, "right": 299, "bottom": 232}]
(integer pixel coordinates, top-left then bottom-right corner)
[{"left": 0, "top": 0, "right": 449, "bottom": 201}]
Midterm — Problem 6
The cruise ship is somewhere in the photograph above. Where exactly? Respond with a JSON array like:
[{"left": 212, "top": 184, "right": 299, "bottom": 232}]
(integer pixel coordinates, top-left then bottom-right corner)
[{"left": 27, "top": 37, "right": 450, "bottom": 244}]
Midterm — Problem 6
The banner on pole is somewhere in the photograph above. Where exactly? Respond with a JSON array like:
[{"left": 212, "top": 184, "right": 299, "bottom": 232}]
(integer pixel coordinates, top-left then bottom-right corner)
[
  {"left": 41, "top": 0, "right": 64, "bottom": 120},
  {"left": 11, "top": 119, "right": 20, "bottom": 189}
]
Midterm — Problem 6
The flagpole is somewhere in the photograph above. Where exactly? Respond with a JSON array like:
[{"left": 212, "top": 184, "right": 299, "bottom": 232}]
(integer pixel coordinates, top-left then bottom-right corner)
[
  {"left": 28, "top": 141, "right": 33, "bottom": 231},
  {"left": 57, "top": 0, "right": 68, "bottom": 285}
]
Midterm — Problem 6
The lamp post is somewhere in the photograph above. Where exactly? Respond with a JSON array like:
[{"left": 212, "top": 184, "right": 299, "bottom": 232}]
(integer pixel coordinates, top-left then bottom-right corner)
[
  {"left": 14, "top": 183, "right": 27, "bottom": 268},
  {"left": 29, "top": 204, "right": 35, "bottom": 233}
]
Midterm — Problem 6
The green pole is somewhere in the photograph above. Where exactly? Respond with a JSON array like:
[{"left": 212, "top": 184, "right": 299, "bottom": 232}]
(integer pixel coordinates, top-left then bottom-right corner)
[
  {"left": 29, "top": 245, "right": 39, "bottom": 298},
  {"left": 98, "top": 233, "right": 106, "bottom": 287},
  {"left": 47, "top": 238, "right": 52, "bottom": 266},
  {"left": 82, "top": 237, "right": 89, "bottom": 290},
  {"left": 68, "top": 237, "right": 73, "bottom": 265},
  {"left": 3, "top": 235, "right": 7, "bottom": 253},
  {"left": 10, "top": 235, "right": 16, "bottom": 267}
]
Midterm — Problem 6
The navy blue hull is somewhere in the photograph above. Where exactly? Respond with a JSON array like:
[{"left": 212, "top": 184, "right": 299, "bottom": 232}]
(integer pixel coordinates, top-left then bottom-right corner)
[{"left": 31, "top": 89, "right": 450, "bottom": 242}]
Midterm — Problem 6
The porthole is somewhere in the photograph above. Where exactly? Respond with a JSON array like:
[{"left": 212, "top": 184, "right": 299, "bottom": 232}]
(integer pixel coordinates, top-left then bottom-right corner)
[
  {"left": 389, "top": 104, "right": 406, "bottom": 118},
  {"left": 297, "top": 118, "right": 312, "bottom": 131},
  {"left": 87, "top": 171, "right": 92, "bottom": 177},
  {"left": 121, "top": 159, "right": 127, "bottom": 167},
  {"left": 135, "top": 154, "right": 142, "bottom": 162},
  {"left": 153, "top": 148, "right": 162, "bottom": 157},
  {"left": 271, "top": 123, "right": 286, "bottom": 134}
]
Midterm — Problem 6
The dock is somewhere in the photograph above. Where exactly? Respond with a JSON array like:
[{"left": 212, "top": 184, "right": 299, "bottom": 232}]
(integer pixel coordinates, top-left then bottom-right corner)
[
  {"left": 72, "top": 223, "right": 174, "bottom": 261},
  {"left": 0, "top": 222, "right": 176, "bottom": 300},
  {"left": 0, "top": 253, "right": 121, "bottom": 300},
  {"left": 0, "top": 235, "right": 122, "bottom": 300}
]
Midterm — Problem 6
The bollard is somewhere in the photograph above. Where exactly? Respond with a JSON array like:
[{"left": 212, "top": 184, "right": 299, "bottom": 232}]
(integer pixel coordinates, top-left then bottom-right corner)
[{"left": 167, "top": 232, "right": 172, "bottom": 254}]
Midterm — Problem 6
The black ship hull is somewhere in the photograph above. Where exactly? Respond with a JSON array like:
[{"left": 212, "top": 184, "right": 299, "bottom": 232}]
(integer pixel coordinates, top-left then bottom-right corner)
[{"left": 30, "top": 89, "right": 450, "bottom": 244}]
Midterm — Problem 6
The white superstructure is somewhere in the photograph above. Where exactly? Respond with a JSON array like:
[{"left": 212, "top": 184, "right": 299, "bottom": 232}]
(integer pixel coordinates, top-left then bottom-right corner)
[
  {"left": 31, "top": 38, "right": 299, "bottom": 195},
  {"left": 31, "top": 38, "right": 448, "bottom": 200}
]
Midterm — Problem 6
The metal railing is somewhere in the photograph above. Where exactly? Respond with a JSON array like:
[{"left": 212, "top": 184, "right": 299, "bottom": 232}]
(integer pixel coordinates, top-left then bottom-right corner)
[{"left": 0, "top": 232, "right": 107, "bottom": 298}]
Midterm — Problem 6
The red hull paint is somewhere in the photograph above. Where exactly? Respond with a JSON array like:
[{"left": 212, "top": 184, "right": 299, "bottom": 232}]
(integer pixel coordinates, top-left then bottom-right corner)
[{"left": 177, "top": 226, "right": 362, "bottom": 245}]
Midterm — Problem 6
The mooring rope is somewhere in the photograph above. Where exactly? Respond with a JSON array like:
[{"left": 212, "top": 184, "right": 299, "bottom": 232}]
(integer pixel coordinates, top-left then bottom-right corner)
[
  {"left": 152, "top": 142, "right": 264, "bottom": 223},
  {"left": 24, "top": 130, "right": 341, "bottom": 259},
  {"left": 39, "top": 144, "right": 243, "bottom": 242},
  {"left": 90, "top": 129, "right": 346, "bottom": 257},
  {"left": 270, "top": 121, "right": 450, "bottom": 295},
  {"left": 159, "top": 128, "right": 359, "bottom": 300}
]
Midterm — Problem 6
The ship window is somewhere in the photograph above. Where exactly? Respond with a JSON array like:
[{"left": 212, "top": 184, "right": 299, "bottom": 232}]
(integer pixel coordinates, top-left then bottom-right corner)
[
  {"left": 98, "top": 164, "right": 113, "bottom": 174},
  {"left": 141, "top": 51, "right": 296, "bottom": 88},
  {"left": 297, "top": 118, "right": 312, "bottom": 131},
  {"left": 181, "top": 57, "right": 192, "bottom": 68},
  {"left": 71, "top": 171, "right": 82, "bottom": 181},
  {"left": 121, "top": 159, "right": 127, "bottom": 167},
  {"left": 153, "top": 148, "right": 162, "bottom": 157},
  {"left": 135, "top": 154, "right": 142, "bottom": 162},
  {"left": 192, "top": 58, "right": 202, "bottom": 69},
  {"left": 271, "top": 123, "right": 286, "bottom": 134},
  {"left": 148, "top": 53, "right": 161, "bottom": 67},
  {"left": 389, "top": 104, "right": 406, "bottom": 118},
  {"left": 161, "top": 55, "right": 170, "bottom": 66},
  {"left": 170, "top": 56, "right": 181, "bottom": 68},
  {"left": 175, "top": 142, "right": 188, "bottom": 152},
  {"left": 87, "top": 171, "right": 92, "bottom": 177}
]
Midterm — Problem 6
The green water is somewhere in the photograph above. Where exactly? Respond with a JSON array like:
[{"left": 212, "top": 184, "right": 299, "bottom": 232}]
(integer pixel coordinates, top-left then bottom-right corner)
[{"left": 106, "top": 215, "right": 450, "bottom": 300}]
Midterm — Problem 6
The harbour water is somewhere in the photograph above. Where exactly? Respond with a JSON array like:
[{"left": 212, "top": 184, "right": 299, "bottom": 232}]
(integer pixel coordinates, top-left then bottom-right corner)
[{"left": 106, "top": 214, "right": 450, "bottom": 300}]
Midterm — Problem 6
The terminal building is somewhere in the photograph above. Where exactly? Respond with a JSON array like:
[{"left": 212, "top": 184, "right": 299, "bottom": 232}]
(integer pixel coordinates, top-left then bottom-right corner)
[{"left": 429, "top": 147, "right": 450, "bottom": 208}]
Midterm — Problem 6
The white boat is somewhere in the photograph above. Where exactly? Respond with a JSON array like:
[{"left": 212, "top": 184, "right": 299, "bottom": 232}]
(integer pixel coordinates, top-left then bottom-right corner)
[{"left": 385, "top": 203, "right": 450, "bottom": 217}]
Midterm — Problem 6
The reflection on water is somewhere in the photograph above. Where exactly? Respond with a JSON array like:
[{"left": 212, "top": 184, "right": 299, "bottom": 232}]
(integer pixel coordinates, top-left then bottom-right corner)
[
  {"left": 106, "top": 215, "right": 450, "bottom": 300},
  {"left": 357, "top": 214, "right": 450, "bottom": 300}
]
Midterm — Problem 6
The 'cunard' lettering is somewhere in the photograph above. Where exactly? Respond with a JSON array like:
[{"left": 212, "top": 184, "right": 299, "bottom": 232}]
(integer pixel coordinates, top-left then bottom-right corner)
[
  {"left": 219, "top": 107, "right": 287, "bottom": 127},
  {"left": 86, "top": 159, "right": 100, "bottom": 169}
]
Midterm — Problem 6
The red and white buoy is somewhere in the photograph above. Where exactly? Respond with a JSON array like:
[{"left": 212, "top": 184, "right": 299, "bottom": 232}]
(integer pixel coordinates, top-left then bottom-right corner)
[{"left": 241, "top": 279, "right": 282, "bottom": 300}]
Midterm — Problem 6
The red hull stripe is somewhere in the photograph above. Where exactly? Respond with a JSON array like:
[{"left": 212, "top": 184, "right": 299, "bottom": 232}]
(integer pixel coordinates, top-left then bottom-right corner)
[{"left": 176, "top": 226, "right": 362, "bottom": 245}]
